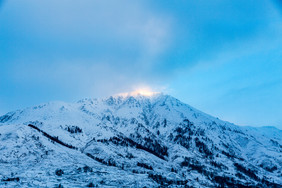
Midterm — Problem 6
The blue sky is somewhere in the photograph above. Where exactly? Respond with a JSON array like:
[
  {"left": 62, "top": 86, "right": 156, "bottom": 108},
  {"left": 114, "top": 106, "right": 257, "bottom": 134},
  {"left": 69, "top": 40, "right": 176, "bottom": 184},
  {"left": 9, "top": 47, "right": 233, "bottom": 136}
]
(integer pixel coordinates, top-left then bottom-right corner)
[{"left": 0, "top": 0, "right": 282, "bottom": 128}]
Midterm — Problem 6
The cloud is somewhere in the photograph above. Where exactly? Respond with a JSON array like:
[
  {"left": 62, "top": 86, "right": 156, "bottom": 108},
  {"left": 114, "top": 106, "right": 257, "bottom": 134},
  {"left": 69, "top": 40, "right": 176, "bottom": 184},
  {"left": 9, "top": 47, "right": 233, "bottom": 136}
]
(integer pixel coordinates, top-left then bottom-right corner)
[
  {"left": 2, "top": 0, "right": 279, "bottom": 75},
  {"left": 1, "top": 0, "right": 282, "bottom": 129},
  {"left": 3, "top": 0, "right": 171, "bottom": 58},
  {"left": 0, "top": 0, "right": 175, "bottom": 102}
]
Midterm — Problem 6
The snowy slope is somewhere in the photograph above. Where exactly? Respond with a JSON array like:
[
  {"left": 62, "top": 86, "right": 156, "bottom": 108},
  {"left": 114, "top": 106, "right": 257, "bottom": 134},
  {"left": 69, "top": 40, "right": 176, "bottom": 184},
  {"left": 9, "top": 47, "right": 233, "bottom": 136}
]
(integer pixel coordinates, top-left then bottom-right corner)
[{"left": 0, "top": 93, "right": 281, "bottom": 187}]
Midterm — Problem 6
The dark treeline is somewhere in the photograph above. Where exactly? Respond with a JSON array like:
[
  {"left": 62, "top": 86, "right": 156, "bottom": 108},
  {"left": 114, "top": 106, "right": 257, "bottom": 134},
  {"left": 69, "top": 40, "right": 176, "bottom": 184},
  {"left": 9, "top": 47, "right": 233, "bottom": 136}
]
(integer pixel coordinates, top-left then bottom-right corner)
[{"left": 27, "top": 124, "right": 77, "bottom": 150}]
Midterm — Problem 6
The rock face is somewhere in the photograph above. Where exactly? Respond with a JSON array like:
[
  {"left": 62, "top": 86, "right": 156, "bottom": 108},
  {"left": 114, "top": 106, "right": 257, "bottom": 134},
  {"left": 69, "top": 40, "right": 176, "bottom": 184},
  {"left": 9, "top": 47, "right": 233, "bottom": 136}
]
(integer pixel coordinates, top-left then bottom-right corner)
[{"left": 0, "top": 94, "right": 281, "bottom": 187}]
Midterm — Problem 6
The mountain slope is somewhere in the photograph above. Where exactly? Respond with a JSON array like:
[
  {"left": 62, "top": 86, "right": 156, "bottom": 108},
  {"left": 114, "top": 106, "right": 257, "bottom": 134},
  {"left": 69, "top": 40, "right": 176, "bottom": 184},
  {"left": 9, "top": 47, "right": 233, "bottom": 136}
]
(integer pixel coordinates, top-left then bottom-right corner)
[{"left": 0, "top": 94, "right": 281, "bottom": 187}]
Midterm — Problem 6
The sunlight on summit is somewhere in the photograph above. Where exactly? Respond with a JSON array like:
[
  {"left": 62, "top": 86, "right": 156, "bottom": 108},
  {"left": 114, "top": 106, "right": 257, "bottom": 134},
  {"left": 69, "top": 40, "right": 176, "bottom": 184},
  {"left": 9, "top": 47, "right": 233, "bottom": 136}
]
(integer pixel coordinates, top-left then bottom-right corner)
[
  {"left": 117, "top": 88, "right": 160, "bottom": 97},
  {"left": 131, "top": 89, "right": 159, "bottom": 96}
]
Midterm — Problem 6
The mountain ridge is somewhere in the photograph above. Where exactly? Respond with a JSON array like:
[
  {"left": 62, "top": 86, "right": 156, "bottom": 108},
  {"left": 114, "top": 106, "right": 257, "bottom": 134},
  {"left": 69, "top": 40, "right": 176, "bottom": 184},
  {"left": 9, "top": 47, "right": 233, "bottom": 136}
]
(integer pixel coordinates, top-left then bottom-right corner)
[{"left": 0, "top": 94, "right": 281, "bottom": 187}]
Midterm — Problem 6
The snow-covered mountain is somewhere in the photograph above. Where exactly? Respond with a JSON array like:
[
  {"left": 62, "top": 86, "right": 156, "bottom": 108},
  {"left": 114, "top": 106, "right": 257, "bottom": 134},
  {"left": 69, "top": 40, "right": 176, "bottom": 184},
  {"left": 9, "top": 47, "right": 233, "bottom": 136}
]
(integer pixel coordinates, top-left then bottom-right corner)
[{"left": 0, "top": 93, "right": 281, "bottom": 187}]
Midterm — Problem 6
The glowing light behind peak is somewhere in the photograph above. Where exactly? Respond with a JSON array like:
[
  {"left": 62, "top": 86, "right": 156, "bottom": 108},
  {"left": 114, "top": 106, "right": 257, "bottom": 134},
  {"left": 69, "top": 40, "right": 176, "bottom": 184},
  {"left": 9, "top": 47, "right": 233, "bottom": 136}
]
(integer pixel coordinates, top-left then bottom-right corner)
[
  {"left": 131, "top": 89, "right": 159, "bottom": 96},
  {"left": 116, "top": 87, "right": 161, "bottom": 97}
]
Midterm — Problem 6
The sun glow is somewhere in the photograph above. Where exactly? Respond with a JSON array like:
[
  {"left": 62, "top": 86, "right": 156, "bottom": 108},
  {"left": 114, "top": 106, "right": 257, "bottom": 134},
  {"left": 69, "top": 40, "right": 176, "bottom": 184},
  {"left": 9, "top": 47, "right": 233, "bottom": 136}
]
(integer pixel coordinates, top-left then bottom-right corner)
[
  {"left": 116, "top": 87, "right": 160, "bottom": 97},
  {"left": 131, "top": 89, "right": 159, "bottom": 96}
]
